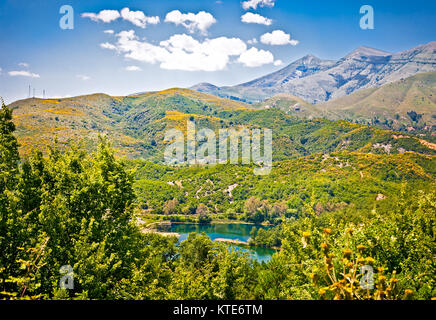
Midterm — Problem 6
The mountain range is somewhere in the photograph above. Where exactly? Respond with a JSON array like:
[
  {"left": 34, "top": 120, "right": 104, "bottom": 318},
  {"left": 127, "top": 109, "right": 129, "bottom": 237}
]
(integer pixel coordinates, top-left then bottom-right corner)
[
  {"left": 191, "top": 41, "right": 436, "bottom": 104},
  {"left": 6, "top": 41, "right": 436, "bottom": 161},
  {"left": 250, "top": 71, "right": 436, "bottom": 133}
]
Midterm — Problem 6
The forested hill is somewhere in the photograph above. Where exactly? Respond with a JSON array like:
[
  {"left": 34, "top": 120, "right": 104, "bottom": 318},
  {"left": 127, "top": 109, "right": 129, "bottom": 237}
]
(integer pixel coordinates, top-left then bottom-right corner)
[
  {"left": 126, "top": 151, "right": 436, "bottom": 220},
  {"left": 1, "top": 97, "right": 435, "bottom": 300},
  {"left": 8, "top": 88, "right": 436, "bottom": 161}
]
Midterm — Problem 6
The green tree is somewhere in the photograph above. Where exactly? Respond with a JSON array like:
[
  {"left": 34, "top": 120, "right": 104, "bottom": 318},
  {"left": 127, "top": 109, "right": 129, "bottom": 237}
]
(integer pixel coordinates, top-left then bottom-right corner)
[{"left": 0, "top": 100, "right": 22, "bottom": 295}]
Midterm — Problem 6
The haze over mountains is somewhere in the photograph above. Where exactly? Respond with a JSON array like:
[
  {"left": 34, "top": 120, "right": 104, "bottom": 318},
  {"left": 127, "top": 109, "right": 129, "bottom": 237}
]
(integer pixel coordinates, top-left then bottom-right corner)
[{"left": 191, "top": 41, "right": 436, "bottom": 104}]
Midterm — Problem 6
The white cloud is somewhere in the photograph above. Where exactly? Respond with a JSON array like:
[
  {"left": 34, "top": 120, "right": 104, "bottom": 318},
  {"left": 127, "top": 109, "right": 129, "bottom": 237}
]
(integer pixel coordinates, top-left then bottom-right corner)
[
  {"left": 237, "top": 47, "right": 274, "bottom": 67},
  {"left": 82, "top": 8, "right": 159, "bottom": 28},
  {"left": 102, "top": 30, "right": 247, "bottom": 72},
  {"left": 104, "top": 29, "right": 115, "bottom": 34},
  {"left": 274, "top": 59, "right": 283, "bottom": 66},
  {"left": 165, "top": 10, "right": 216, "bottom": 34},
  {"left": 100, "top": 42, "right": 118, "bottom": 50},
  {"left": 0, "top": 67, "right": 2, "bottom": 74},
  {"left": 76, "top": 74, "right": 90, "bottom": 81},
  {"left": 160, "top": 34, "right": 247, "bottom": 71},
  {"left": 260, "top": 30, "right": 299, "bottom": 46},
  {"left": 18, "top": 62, "right": 29, "bottom": 68},
  {"left": 242, "top": 0, "right": 275, "bottom": 10},
  {"left": 9, "top": 70, "right": 40, "bottom": 78},
  {"left": 112, "top": 30, "right": 168, "bottom": 64},
  {"left": 125, "top": 65, "right": 142, "bottom": 71},
  {"left": 120, "top": 8, "right": 160, "bottom": 28},
  {"left": 81, "top": 10, "right": 120, "bottom": 23},
  {"left": 241, "top": 12, "right": 272, "bottom": 25},
  {"left": 247, "top": 38, "right": 258, "bottom": 45}
]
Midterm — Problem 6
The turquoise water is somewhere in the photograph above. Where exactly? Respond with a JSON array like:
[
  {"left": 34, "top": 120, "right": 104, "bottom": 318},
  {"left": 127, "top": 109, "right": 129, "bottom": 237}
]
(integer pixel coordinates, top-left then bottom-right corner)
[{"left": 157, "top": 223, "right": 276, "bottom": 263}]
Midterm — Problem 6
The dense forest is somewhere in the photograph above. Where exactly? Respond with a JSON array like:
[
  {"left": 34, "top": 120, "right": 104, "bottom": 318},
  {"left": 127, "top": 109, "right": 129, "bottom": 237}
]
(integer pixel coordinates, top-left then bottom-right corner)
[{"left": 0, "top": 101, "right": 435, "bottom": 300}]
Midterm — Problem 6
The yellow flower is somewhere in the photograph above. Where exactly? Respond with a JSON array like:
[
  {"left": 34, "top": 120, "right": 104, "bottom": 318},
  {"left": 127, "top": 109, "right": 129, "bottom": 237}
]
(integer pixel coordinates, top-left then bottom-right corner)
[
  {"left": 403, "top": 289, "right": 414, "bottom": 300},
  {"left": 346, "top": 227, "right": 354, "bottom": 235},
  {"left": 323, "top": 228, "right": 332, "bottom": 235},
  {"left": 365, "top": 257, "right": 375, "bottom": 265},
  {"left": 343, "top": 248, "right": 352, "bottom": 259},
  {"left": 357, "top": 244, "right": 365, "bottom": 252},
  {"left": 321, "top": 242, "right": 329, "bottom": 253}
]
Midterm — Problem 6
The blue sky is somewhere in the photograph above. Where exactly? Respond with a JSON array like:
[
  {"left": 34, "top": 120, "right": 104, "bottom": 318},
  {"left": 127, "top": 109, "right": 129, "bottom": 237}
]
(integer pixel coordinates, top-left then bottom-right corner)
[{"left": 0, "top": 0, "right": 435, "bottom": 104}]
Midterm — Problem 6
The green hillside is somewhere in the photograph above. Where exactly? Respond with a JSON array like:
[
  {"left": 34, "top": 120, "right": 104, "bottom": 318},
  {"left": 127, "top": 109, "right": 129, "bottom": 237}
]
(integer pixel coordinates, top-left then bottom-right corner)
[
  {"left": 1, "top": 97, "right": 435, "bottom": 300},
  {"left": 320, "top": 71, "right": 436, "bottom": 132},
  {"left": 126, "top": 151, "right": 435, "bottom": 220},
  {"left": 252, "top": 93, "right": 326, "bottom": 119},
  {"left": 9, "top": 88, "right": 436, "bottom": 162},
  {"left": 9, "top": 88, "right": 251, "bottom": 159}
]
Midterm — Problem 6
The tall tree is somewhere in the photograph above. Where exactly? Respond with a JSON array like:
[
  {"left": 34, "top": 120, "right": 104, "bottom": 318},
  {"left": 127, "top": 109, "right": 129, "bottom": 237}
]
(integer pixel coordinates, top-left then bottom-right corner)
[{"left": 0, "top": 99, "right": 21, "bottom": 293}]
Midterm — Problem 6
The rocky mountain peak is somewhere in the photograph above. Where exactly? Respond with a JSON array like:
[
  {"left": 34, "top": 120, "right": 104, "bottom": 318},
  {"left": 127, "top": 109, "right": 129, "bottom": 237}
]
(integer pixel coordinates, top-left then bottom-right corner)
[{"left": 345, "top": 46, "right": 392, "bottom": 59}]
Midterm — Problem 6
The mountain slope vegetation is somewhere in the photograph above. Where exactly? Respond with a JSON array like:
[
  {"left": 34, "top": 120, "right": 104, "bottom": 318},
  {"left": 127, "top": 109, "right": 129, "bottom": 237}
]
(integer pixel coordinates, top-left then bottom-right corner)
[
  {"left": 319, "top": 71, "right": 436, "bottom": 129},
  {"left": 127, "top": 151, "right": 435, "bottom": 220},
  {"left": 9, "top": 88, "right": 436, "bottom": 161},
  {"left": 1, "top": 99, "right": 435, "bottom": 300}
]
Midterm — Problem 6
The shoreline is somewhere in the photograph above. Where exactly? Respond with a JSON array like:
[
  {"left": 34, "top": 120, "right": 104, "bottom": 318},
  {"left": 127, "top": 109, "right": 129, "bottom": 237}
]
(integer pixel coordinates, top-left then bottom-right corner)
[
  {"left": 154, "top": 219, "right": 274, "bottom": 227},
  {"left": 141, "top": 220, "right": 280, "bottom": 251}
]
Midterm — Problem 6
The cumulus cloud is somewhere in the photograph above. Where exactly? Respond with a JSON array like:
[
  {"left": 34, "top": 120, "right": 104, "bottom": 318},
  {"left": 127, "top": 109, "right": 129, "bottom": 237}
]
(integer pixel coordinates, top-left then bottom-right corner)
[
  {"left": 125, "top": 65, "right": 142, "bottom": 71},
  {"left": 237, "top": 47, "right": 274, "bottom": 67},
  {"left": 76, "top": 74, "right": 90, "bottom": 81},
  {"left": 8, "top": 70, "right": 40, "bottom": 78},
  {"left": 260, "top": 30, "right": 299, "bottom": 46},
  {"left": 161, "top": 34, "right": 247, "bottom": 71},
  {"left": 81, "top": 10, "right": 120, "bottom": 23},
  {"left": 101, "top": 30, "right": 250, "bottom": 71},
  {"left": 273, "top": 59, "right": 283, "bottom": 66},
  {"left": 111, "top": 30, "right": 168, "bottom": 64},
  {"left": 241, "top": 12, "right": 272, "bottom": 25},
  {"left": 82, "top": 8, "right": 159, "bottom": 28},
  {"left": 242, "top": 0, "right": 275, "bottom": 10},
  {"left": 104, "top": 29, "right": 115, "bottom": 34},
  {"left": 120, "top": 8, "right": 160, "bottom": 28},
  {"left": 165, "top": 10, "right": 216, "bottom": 34},
  {"left": 18, "top": 62, "right": 29, "bottom": 68},
  {"left": 100, "top": 42, "right": 118, "bottom": 50},
  {"left": 247, "top": 38, "right": 258, "bottom": 45}
]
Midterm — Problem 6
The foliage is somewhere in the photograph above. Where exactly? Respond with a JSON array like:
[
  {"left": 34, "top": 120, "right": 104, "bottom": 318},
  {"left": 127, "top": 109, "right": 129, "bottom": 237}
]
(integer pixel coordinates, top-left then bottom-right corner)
[{"left": 0, "top": 102, "right": 434, "bottom": 300}]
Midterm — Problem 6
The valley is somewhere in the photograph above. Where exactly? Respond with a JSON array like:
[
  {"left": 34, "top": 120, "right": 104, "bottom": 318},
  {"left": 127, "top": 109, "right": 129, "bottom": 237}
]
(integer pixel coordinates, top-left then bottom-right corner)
[{"left": 2, "top": 40, "right": 436, "bottom": 302}]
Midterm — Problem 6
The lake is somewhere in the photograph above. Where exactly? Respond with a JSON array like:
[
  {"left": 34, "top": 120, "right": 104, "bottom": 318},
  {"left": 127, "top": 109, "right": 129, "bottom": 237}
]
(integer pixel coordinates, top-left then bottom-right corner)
[{"left": 156, "top": 222, "right": 276, "bottom": 263}]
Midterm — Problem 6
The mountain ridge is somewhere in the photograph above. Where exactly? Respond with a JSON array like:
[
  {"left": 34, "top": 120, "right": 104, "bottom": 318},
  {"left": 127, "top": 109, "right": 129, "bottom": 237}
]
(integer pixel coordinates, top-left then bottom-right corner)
[
  {"left": 8, "top": 87, "right": 436, "bottom": 161},
  {"left": 191, "top": 41, "right": 436, "bottom": 104}
]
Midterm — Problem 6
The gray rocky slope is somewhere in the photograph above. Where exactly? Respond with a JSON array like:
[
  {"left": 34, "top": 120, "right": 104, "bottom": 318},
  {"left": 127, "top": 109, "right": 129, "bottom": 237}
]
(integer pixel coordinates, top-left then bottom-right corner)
[{"left": 191, "top": 41, "right": 436, "bottom": 104}]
